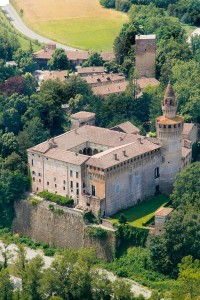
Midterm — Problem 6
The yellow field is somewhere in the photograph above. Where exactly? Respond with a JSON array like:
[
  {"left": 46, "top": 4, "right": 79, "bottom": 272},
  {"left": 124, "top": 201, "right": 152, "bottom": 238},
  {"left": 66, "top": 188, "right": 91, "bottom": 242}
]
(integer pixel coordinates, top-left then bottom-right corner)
[{"left": 12, "top": 0, "right": 128, "bottom": 51}]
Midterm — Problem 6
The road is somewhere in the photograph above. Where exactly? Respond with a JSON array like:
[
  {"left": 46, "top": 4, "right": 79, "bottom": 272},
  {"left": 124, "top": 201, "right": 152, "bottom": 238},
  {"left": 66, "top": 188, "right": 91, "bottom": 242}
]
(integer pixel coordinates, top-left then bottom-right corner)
[{"left": 2, "top": 2, "right": 76, "bottom": 50}]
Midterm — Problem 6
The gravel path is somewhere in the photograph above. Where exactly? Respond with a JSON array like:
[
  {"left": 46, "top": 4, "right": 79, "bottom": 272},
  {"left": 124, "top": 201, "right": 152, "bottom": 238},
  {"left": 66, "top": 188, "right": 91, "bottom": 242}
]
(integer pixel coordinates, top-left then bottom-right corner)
[
  {"left": 0, "top": 240, "right": 151, "bottom": 298},
  {"left": 187, "top": 27, "right": 200, "bottom": 43}
]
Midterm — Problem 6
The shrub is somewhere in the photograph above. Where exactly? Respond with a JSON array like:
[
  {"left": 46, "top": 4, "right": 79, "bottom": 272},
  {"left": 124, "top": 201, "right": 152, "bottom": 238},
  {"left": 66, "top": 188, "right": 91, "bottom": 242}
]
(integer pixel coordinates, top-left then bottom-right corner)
[
  {"left": 116, "top": 225, "right": 149, "bottom": 256},
  {"left": 30, "top": 198, "right": 42, "bottom": 206},
  {"left": 87, "top": 226, "right": 108, "bottom": 239},
  {"left": 83, "top": 211, "right": 97, "bottom": 223},
  {"left": 43, "top": 248, "right": 56, "bottom": 256},
  {"left": 48, "top": 204, "right": 55, "bottom": 211},
  {"left": 54, "top": 208, "right": 64, "bottom": 215},
  {"left": 100, "top": 0, "right": 115, "bottom": 8},
  {"left": 118, "top": 213, "right": 127, "bottom": 225},
  {"left": 38, "top": 191, "right": 74, "bottom": 207}
]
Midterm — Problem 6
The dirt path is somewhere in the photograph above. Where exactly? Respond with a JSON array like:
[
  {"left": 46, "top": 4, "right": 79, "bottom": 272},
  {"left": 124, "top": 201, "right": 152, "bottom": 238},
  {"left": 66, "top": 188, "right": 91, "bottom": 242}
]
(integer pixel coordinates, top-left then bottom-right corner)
[{"left": 0, "top": 240, "right": 151, "bottom": 298}]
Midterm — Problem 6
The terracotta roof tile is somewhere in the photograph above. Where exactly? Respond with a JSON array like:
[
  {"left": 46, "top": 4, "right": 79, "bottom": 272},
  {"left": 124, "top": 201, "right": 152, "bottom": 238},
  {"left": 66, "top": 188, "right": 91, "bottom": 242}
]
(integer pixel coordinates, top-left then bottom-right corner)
[
  {"left": 43, "top": 70, "right": 68, "bottom": 81},
  {"left": 155, "top": 207, "right": 173, "bottom": 217},
  {"left": 84, "top": 73, "right": 125, "bottom": 85},
  {"left": 71, "top": 111, "right": 95, "bottom": 119},
  {"left": 77, "top": 67, "right": 105, "bottom": 75},
  {"left": 136, "top": 77, "right": 160, "bottom": 89},
  {"left": 111, "top": 121, "right": 140, "bottom": 134},
  {"left": 87, "top": 139, "right": 160, "bottom": 169},
  {"left": 183, "top": 123, "right": 196, "bottom": 135},
  {"left": 92, "top": 81, "right": 128, "bottom": 96}
]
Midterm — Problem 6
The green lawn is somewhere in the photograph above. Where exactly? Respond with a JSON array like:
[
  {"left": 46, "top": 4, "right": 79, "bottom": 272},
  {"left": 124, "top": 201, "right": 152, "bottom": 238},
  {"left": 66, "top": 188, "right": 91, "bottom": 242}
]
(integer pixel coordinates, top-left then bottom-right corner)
[
  {"left": 110, "top": 194, "right": 170, "bottom": 228},
  {"left": 32, "top": 17, "right": 125, "bottom": 52},
  {"left": 0, "top": 8, "right": 42, "bottom": 52},
  {"left": 12, "top": 0, "right": 128, "bottom": 52},
  {"left": 181, "top": 23, "right": 197, "bottom": 37}
]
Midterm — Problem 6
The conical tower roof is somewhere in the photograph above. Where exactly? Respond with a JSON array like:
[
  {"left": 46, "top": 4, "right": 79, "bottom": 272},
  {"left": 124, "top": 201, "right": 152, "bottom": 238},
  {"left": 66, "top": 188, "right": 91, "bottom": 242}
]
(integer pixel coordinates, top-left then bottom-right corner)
[{"left": 164, "top": 82, "right": 175, "bottom": 98}]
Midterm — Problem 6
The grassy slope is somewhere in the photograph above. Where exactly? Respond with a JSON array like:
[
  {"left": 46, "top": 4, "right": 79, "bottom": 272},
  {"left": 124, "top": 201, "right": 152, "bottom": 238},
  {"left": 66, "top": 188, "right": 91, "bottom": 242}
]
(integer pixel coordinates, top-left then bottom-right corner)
[
  {"left": 11, "top": 0, "right": 128, "bottom": 51},
  {"left": 110, "top": 194, "right": 169, "bottom": 228},
  {"left": 0, "top": 8, "right": 41, "bottom": 51}
]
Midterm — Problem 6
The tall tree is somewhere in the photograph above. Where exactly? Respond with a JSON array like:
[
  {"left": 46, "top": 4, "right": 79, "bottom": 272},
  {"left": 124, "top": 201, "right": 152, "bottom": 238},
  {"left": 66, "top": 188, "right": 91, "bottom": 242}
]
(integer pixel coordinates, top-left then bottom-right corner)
[{"left": 48, "top": 49, "right": 69, "bottom": 70}]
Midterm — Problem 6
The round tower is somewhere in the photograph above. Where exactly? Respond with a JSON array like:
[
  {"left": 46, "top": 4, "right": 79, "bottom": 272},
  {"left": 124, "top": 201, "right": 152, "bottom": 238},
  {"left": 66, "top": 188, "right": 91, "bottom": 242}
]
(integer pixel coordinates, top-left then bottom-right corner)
[{"left": 156, "top": 82, "right": 184, "bottom": 194}]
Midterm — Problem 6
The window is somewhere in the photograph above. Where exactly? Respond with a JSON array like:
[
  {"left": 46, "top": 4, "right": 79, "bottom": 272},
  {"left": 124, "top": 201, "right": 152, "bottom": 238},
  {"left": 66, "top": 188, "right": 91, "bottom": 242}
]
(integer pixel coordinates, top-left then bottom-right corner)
[
  {"left": 83, "top": 182, "right": 86, "bottom": 188},
  {"left": 32, "top": 171, "right": 35, "bottom": 175},
  {"left": 63, "top": 186, "right": 65, "bottom": 191},
  {"left": 168, "top": 125, "right": 171, "bottom": 129},
  {"left": 32, "top": 159, "right": 34, "bottom": 166},
  {"left": 39, "top": 179, "right": 41, "bottom": 183},
  {"left": 33, "top": 177, "right": 35, "bottom": 182},
  {"left": 70, "top": 181, "right": 73, "bottom": 188},
  {"left": 156, "top": 185, "right": 160, "bottom": 193},
  {"left": 92, "top": 185, "right": 96, "bottom": 196},
  {"left": 38, "top": 173, "right": 42, "bottom": 177},
  {"left": 54, "top": 177, "right": 56, "bottom": 182},
  {"left": 63, "top": 180, "right": 66, "bottom": 185},
  {"left": 55, "top": 184, "right": 57, "bottom": 188},
  {"left": 76, "top": 189, "right": 79, "bottom": 195},
  {"left": 76, "top": 182, "right": 79, "bottom": 188},
  {"left": 76, "top": 172, "right": 79, "bottom": 178},
  {"left": 70, "top": 170, "right": 73, "bottom": 177},
  {"left": 47, "top": 182, "right": 49, "bottom": 186},
  {"left": 154, "top": 167, "right": 160, "bottom": 178}
]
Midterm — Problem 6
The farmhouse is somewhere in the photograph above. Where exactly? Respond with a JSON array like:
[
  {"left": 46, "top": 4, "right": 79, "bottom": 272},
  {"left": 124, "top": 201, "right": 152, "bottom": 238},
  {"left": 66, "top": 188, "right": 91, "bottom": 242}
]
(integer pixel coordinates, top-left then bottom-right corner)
[
  {"left": 34, "top": 44, "right": 115, "bottom": 68},
  {"left": 28, "top": 83, "right": 197, "bottom": 216}
]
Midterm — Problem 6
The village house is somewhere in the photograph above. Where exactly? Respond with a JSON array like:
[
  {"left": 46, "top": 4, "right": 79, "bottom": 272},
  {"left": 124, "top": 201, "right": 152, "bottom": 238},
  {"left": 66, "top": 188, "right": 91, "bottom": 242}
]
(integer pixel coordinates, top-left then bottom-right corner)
[
  {"left": 77, "top": 66, "right": 105, "bottom": 77},
  {"left": 28, "top": 83, "right": 198, "bottom": 217},
  {"left": 34, "top": 43, "right": 115, "bottom": 69}
]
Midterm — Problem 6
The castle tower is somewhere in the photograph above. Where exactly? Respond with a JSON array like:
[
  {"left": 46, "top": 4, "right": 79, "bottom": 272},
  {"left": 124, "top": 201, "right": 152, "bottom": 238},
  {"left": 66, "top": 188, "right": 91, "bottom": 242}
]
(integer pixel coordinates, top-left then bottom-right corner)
[
  {"left": 156, "top": 82, "right": 184, "bottom": 194},
  {"left": 135, "top": 34, "right": 156, "bottom": 78},
  {"left": 70, "top": 111, "right": 95, "bottom": 129}
]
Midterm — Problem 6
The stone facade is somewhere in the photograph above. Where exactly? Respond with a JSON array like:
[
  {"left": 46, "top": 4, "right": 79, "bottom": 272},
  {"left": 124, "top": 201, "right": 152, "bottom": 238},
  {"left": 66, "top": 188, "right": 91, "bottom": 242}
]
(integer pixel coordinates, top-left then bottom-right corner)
[
  {"left": 156, "top": 83, "right": 184, "bottom": 194},
  {"left": 28, "top": 85, "right": 195, "bottom": 217},
  {"left": 154, "top": 207, "right": 173, "bottom": 235},
  {"left": 135, "top": 35, "right": 156, "bottom": 78},
  {"left": 12, "top": 200, "right": 115, "bottom": 261},
  {"left": 70, "top": 111, "right": 96, "bottom": 129}
]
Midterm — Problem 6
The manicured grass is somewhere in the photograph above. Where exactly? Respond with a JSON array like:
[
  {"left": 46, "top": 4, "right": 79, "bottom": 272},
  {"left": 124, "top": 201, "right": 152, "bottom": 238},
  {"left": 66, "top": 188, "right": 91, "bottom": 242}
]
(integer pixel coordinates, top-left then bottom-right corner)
[
  {"left": 12, "top": 0, "right": 128, "bottom": 51},
  {"left": 110, "top": 194, "right": 170, "bottom": 228}
]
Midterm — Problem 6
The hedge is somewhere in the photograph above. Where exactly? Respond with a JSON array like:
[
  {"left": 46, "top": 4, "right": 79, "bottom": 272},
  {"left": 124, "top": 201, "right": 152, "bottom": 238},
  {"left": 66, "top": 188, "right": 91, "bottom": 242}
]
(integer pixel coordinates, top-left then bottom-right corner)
[
  {"left": 115, "top": 224, "right": 149, "bottom": 256},
  {"left": 38, "top": 191, "right": 74, "bottom": 207}
]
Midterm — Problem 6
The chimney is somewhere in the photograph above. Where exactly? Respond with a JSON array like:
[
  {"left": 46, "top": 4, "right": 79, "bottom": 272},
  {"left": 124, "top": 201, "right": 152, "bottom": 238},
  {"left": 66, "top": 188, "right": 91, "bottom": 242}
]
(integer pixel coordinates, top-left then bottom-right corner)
[
  {"left": 137, "top": 137, "right": 142, "bottom": 144},
  {"left": 113, "top": 153, "right": 118, "bottom": 160},
  {"left": 122, "top": 150, "right": 127, "bottom": 156}
]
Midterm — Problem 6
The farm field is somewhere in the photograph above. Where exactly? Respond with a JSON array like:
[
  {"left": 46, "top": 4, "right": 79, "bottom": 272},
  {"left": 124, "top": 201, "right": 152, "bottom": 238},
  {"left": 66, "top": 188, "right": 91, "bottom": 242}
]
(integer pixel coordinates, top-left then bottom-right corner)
[
  {"left": 110, "top": 194, "right": 170, "bottom": 228},
  {"left": 11, "top": 0, "right": 128, "bottom": 51}
]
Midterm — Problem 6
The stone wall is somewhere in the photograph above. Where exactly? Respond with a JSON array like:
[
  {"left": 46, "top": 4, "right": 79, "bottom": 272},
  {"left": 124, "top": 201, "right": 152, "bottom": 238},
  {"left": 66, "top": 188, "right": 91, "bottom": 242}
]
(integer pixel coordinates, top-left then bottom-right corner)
[{"left": 12, "top": 200, "right": 115, "bottom": 261}]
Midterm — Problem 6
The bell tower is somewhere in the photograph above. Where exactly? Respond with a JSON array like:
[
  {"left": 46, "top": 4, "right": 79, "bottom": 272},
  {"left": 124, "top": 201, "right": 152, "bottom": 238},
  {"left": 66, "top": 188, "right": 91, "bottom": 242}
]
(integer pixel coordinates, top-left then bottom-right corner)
[{"left": 156, "top": 82, "right": 184, "bottom": 194}]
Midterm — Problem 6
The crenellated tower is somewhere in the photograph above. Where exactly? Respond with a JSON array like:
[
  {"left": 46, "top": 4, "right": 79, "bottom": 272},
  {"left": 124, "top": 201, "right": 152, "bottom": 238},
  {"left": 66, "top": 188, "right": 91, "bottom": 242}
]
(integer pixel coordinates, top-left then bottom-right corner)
[{"left": 156, "top": 82, "right": 184, "bottom": 194}]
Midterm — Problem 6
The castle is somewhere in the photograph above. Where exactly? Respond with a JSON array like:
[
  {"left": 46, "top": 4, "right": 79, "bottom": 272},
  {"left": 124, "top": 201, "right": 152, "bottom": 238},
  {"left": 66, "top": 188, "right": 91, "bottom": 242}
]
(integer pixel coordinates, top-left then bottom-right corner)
[{"left": 28, "top": 83, "right": 197, "bottom": 217}]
